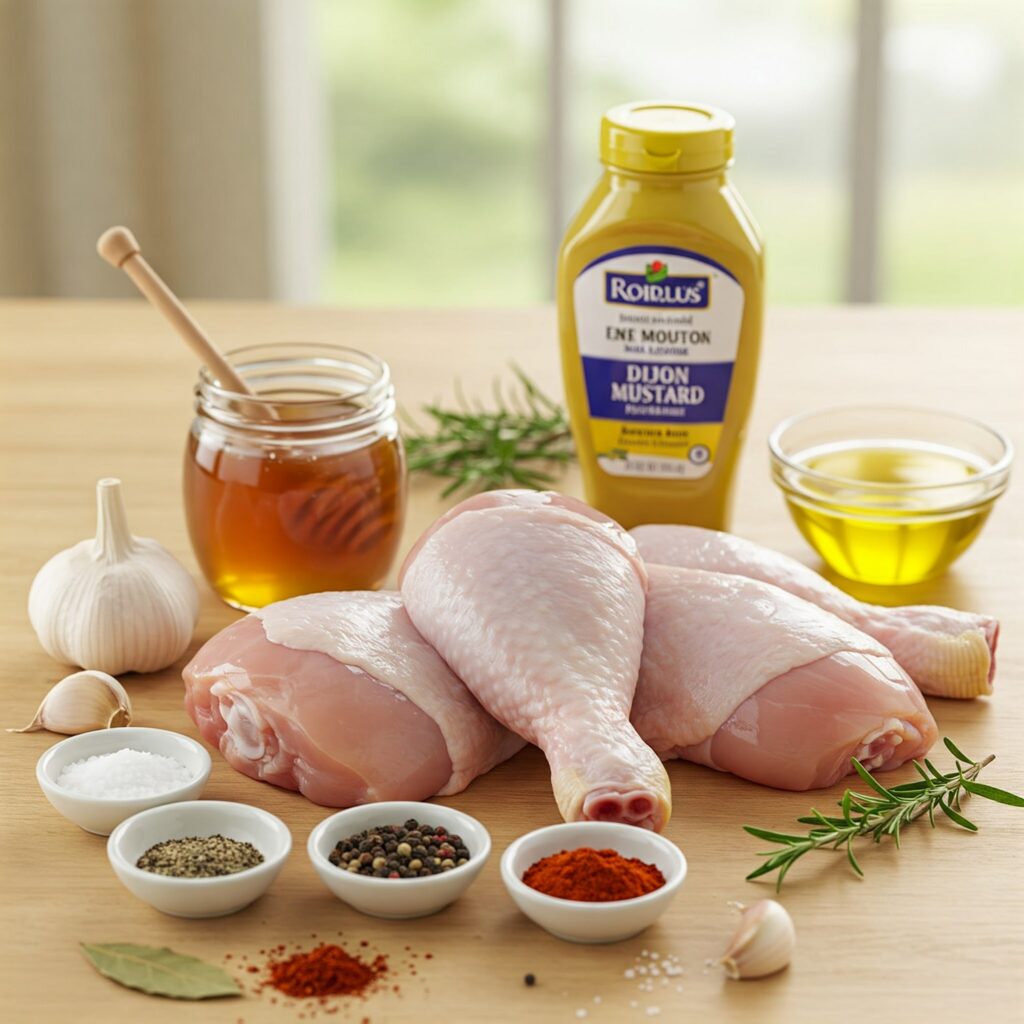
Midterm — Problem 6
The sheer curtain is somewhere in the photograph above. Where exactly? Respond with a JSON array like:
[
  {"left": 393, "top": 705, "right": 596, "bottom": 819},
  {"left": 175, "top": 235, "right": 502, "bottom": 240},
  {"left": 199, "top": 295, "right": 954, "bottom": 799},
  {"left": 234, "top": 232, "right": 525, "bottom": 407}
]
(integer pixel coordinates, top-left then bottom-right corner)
[{"left": 0, "top": 0, "right": 325, "bottom": 300}]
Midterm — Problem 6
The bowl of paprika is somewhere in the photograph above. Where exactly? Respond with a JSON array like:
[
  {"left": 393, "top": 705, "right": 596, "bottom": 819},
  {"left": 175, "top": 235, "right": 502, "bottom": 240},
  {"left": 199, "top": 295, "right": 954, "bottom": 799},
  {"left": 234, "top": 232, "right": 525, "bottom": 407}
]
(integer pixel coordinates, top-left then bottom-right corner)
[{"left": 500, "top": 821, "right": 686, "bottom": 943}]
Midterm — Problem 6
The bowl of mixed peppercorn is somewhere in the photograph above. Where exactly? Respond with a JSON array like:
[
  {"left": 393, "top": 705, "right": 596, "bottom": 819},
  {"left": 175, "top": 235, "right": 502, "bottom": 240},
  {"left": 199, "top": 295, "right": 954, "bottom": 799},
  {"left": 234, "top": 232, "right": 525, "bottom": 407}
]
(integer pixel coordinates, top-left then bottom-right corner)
[{"left": 307, "top": 801, "right": 491, "bottom": 919}]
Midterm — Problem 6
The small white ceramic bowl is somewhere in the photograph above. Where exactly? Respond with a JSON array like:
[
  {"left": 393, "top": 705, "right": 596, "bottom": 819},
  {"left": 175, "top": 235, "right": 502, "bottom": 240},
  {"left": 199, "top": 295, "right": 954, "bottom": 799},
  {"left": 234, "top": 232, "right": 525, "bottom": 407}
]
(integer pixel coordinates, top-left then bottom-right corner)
[
  {"left": 307, "top": 801, "right": 491, "bottom": 919},
  {"left": 107, "top": 800, "right": 292, "bottom": 918},
  {"left": 35, "top": 727, "right": 212, "bottom": 835},
  {"left": 501, "top": 821, "right": 687, "bottom": 944}
]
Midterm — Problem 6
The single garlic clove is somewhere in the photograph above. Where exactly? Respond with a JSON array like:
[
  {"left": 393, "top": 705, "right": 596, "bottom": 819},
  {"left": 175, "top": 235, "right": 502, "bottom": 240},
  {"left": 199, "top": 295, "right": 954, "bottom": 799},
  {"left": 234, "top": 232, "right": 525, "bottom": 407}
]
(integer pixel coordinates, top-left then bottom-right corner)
[
  {"left": 7, "top": 670, "right": 132, "bottom": 735},
  {"left": 716, "top": 899, "right": 795, "bottom": 980}
]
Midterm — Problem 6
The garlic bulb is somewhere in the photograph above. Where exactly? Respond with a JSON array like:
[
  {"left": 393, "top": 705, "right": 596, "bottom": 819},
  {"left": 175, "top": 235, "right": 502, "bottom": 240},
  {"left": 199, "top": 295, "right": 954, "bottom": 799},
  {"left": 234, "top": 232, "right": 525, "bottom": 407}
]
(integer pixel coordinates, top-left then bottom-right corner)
[
  {"left": 7, "top": 670, "right": 131, "bottom": 734},
  {"left": 28, "top": 478, "right": 199, "bottom": 674},
  {"left": 716, "top": 899, "right": 795, "bottom": 980}
]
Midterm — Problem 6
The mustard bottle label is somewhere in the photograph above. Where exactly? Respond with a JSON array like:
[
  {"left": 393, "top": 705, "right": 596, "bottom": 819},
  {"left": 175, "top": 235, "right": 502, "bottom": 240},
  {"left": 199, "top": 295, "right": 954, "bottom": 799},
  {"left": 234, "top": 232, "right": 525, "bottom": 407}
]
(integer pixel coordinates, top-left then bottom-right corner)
[{"left": 573, "top": 246, "right": 745, "bottom": 479}]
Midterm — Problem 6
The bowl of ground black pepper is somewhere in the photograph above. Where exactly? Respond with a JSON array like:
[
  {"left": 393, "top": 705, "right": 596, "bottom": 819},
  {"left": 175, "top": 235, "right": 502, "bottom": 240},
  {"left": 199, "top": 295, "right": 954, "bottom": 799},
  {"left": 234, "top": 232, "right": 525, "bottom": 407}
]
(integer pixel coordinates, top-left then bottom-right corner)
[
  {"left": 500, "top": 822, "right": 687, "bottom": 943},
  {"left": 307, "top": 801, "right": 490, "bottom": 919},
  {"left": 107, "top": 800, "right": 292, "bottom": 918}
]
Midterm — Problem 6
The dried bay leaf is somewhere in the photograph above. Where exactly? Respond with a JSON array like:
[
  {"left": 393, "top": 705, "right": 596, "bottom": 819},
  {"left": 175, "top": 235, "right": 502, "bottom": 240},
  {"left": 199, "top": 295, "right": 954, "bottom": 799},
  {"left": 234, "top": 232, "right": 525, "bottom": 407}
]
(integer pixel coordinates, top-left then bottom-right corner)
[{"left": 80, "top": 943, "right": 241, "bottom": 999}]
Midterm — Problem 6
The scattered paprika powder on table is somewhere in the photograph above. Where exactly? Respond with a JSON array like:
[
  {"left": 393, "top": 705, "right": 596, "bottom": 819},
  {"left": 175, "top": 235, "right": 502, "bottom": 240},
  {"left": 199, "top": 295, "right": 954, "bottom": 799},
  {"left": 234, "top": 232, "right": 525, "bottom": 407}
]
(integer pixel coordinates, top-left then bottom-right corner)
[
  {"left": 522, "top": 847, "right": 665, "bottom": 901},
  {"left": 260, "top": 943, "right": 388, "bottom": 999}
]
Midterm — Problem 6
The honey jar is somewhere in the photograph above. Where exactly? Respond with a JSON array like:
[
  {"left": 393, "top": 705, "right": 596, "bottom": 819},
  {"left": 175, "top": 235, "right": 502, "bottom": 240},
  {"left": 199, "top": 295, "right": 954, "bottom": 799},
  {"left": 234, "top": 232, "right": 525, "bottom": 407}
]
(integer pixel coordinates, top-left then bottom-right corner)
[{"left": 184, "top": 344, "right": 406, "bottom": 610}]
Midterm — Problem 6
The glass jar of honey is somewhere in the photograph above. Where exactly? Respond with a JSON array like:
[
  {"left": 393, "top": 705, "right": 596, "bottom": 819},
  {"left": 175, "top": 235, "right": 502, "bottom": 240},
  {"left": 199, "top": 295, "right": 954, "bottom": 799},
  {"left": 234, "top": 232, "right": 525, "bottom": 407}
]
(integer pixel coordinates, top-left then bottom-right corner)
[{"left": 184, "top": 343, "right": 406, "bottom": 610}]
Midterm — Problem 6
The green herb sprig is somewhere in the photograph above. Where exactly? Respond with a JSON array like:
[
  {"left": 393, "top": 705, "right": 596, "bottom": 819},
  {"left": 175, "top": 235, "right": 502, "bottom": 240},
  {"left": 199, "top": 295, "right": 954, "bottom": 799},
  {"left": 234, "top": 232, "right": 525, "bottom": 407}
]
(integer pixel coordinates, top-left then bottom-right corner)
[
  {"left": 403, "top": 367, "right": 574, "bottom": 497},
  {"left": 744, "top": 737, "right": 1024, "bottom": 891}
]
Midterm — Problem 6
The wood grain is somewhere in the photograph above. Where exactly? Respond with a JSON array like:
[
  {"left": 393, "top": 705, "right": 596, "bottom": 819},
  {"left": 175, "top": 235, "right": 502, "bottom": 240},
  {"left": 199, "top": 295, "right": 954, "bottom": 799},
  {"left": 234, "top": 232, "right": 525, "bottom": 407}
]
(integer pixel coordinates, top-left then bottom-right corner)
[{"left": 1, "top": 301, "right": 1021, "bottom": 1023}]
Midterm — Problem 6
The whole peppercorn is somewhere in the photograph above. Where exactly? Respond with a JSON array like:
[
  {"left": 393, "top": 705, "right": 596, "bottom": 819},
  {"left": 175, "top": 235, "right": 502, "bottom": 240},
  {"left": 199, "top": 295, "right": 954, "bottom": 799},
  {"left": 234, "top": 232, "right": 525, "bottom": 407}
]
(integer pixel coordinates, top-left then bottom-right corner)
[
  {"left": 329, "top": 822, "right": 473, "bottom": 879},
  {"left": 524, "top": 973, "right": 536, "bottom": 987}
]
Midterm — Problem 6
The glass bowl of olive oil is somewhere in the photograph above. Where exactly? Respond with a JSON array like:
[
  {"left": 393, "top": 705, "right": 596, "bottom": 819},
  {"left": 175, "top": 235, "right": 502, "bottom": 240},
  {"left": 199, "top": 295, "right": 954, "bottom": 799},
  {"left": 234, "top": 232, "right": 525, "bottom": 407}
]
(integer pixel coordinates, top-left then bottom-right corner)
[{"left": 769, "top": 407, "right": 1012, "bottom": 586}]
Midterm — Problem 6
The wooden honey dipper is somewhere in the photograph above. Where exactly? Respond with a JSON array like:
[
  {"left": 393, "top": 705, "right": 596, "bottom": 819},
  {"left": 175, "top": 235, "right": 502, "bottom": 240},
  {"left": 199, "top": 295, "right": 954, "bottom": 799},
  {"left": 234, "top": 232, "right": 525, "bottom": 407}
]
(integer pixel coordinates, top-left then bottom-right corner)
[
  {"left": 97, "top": 226, "right": 389, "bottom": 558},
  {"left": 97, "top": 226, "right": 267, "bottom": 410}
]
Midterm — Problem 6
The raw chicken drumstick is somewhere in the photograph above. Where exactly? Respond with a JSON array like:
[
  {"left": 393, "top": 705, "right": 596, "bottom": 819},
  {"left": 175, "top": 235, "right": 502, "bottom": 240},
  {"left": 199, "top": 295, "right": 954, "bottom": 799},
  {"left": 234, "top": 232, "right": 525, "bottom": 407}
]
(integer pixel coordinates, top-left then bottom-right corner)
[
  {"left": 183, "top": 592, "right": 525, "bottom": 806},
  {"left": 400, "top": 491, "right": 672, "bottom": 831},
  {"left": 635, "top": 565, "right": 938, "bottom": 789},
  {"left": 632, "top": 524, "right": 998, "bottom": 699}
]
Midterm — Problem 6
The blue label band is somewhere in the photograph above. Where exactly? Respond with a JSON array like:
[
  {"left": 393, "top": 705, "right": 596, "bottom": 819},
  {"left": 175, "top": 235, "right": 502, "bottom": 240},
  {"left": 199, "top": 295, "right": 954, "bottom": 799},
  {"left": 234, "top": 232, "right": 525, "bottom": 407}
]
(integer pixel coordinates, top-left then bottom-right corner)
[{"left": 582, "top": 357, "right": 734, "bottom": 423}]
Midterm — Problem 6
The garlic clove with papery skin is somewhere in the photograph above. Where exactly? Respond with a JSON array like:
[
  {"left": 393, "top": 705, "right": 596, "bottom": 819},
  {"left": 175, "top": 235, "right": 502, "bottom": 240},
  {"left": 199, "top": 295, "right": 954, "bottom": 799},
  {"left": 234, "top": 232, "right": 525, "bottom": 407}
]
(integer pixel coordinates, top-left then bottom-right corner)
[
  {"left": 28, "top": 478, "right": 199, "bottom": 675},
  {"left": 7, "top": 670, "right": 132, "bottom": 735},
  {"left": 716, "top": 899, "right": 795, "bottom": 980}
]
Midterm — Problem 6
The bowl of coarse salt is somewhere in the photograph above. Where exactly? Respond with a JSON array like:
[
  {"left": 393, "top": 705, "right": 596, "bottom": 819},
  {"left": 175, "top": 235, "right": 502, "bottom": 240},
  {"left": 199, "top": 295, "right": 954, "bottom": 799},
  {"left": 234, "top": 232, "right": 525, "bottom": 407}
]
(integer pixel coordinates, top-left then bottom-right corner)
[{"left": 36, "top": 727, "right": 211, "bottom": 835}]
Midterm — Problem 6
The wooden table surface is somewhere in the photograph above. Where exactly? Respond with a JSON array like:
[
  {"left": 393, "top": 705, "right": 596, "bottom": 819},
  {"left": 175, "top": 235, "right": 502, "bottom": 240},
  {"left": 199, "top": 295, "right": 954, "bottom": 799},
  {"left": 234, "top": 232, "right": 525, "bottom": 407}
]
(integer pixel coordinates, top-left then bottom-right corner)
[{"left": 1, "top": 301, "right": 1021, "bottom": 1023}]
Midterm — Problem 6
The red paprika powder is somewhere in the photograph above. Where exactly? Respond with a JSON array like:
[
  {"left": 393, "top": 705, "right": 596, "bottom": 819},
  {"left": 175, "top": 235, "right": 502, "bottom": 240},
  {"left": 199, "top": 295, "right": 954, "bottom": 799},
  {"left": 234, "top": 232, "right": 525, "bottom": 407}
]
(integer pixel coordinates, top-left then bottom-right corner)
[
  {"left": 522, "top": 847, "right": 665, "bottom": 902},
  {"left": 261, "top": 943, "right": 388, "bottom": 999}
]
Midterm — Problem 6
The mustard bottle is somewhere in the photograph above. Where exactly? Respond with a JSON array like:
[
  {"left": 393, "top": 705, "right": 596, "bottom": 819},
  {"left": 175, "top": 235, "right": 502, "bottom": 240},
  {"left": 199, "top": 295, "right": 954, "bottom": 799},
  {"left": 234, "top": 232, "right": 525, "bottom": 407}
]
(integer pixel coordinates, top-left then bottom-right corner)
[{"left": 557, "top": 101, "right": 764, "bottom": 530}]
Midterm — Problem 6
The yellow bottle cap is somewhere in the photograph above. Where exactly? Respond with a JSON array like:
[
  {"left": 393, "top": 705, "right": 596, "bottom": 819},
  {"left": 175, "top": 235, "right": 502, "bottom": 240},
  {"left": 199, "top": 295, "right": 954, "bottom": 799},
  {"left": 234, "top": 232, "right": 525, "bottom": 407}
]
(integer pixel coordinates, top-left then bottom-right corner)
[{"left": 600, "top": 101, "right": 735, "bottom": 174}]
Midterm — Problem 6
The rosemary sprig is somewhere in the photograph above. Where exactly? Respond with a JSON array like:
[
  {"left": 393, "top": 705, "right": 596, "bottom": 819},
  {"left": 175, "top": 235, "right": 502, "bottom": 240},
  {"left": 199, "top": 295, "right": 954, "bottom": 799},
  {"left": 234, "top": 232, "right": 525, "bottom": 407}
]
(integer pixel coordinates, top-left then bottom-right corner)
[
  {"left": 403, "top": 367, "right": 574, "bottom": 497},
  {"left": 744, "top": 737, "right": 1024, "bottom": 891}
]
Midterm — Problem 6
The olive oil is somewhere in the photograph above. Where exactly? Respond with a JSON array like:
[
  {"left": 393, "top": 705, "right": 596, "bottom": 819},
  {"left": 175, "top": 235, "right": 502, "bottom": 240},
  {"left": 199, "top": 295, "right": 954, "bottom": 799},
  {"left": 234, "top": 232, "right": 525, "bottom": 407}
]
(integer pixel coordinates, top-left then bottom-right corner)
[{"left": 783, "top": 441, "right": 993, "bottom": 586}]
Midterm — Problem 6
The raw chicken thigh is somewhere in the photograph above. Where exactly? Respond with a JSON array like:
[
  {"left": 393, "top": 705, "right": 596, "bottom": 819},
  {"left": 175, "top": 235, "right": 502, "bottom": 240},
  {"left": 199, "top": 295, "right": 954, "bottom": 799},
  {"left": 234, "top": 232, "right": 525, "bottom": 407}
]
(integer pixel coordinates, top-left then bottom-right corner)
[
  {"left": 401, "top": 490, "right": 672, "bottom": 831},
  {"left": 632, "top": 524, "right": 998, "bottom": 699},
  {"left": 635, "top": 565, "right": 938, "bottom": 790},
  {"left": 182, "top": 592, "right": 525, "bottom": 807}
]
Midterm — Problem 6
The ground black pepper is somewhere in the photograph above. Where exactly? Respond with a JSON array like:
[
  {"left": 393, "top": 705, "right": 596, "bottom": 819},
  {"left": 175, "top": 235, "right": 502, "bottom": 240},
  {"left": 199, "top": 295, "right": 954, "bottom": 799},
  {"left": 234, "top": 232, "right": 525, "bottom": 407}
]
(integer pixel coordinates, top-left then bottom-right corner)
[{"left": 136, "top": 834, "right": 264, "bottom": 877}]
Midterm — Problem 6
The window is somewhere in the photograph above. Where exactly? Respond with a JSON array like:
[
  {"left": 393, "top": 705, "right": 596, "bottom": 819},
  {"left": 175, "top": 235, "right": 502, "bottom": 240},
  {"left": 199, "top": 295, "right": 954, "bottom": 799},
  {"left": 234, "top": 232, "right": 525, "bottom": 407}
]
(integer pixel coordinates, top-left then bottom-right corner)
[{"left": 314, "top": 0, "right": 1023, "bottom": 306}]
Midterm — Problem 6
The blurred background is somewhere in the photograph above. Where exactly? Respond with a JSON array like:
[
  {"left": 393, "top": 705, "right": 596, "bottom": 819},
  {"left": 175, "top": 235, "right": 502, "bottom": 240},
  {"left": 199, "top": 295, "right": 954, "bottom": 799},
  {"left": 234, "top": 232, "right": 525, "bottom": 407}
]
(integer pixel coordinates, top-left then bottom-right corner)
[{"left": 1, "top": 0, "right": 1020, "bottom": 306}]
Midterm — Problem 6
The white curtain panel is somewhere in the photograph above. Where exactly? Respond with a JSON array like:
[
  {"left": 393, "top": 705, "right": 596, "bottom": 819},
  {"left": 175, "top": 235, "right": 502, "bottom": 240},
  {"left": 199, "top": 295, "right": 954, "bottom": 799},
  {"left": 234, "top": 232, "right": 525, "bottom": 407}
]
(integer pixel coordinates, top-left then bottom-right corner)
[{"left": 0, "top": 0, "right": 325, "bottom": 300}]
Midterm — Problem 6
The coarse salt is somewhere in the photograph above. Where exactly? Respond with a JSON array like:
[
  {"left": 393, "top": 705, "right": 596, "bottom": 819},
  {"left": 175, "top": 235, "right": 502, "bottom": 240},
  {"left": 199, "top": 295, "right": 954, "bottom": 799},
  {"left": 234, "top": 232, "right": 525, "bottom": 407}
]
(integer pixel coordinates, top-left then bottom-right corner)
[{"left": 57, "top": 747, "right": 192, "bottom": 799}]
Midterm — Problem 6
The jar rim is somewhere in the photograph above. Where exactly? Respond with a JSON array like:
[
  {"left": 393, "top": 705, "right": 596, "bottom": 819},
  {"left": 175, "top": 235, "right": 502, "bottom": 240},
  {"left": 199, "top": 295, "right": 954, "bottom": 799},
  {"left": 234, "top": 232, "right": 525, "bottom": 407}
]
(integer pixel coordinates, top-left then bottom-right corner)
[
  {"left": 197, "top": 342, "right": 391, "bottom": 407},
  {"left": 767, "top": 404, "right": 1014, "bottom": 493}
]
